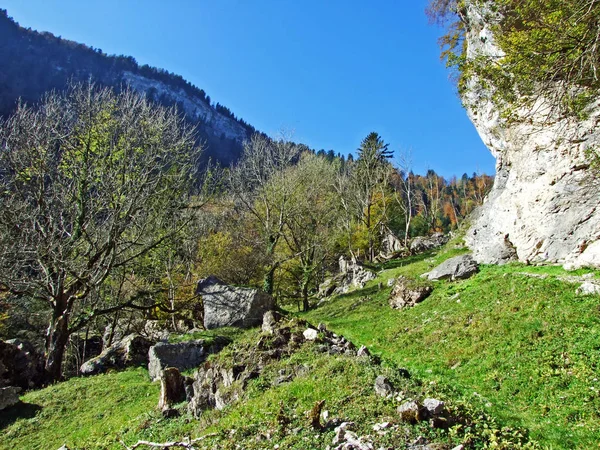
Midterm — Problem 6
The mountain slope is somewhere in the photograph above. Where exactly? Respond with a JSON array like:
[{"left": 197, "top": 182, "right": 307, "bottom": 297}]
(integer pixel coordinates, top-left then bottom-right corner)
[{"left": 0, "top": 9, "right": 256, "bottom": 164}]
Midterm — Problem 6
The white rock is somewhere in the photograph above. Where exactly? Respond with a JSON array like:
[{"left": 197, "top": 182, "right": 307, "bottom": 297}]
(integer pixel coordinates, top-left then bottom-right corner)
[
  {"left": 577, "top": 281, "right": 600, "bottom": 295},
  {"left": 303, "top": 328, "right": 319, "bottom": 341},
  {"left": 423, "top": 398, "right": 445, "bottom": 415},
  {"left": 462, "top": 2, "right": 600, "bottom": 270}
]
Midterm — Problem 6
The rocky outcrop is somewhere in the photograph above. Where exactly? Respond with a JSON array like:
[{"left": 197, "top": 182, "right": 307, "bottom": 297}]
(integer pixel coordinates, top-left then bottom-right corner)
[
  {"left": 197, "top": 276, "right": 275, "bottom": 329},
  {"left": 462, "top": 2, "right": 600, "bottom": 268},
  {"left": 122, "top": 72, "right": 248, "bottom": 143},
  {"left": 80, "top": 334, "right": 154, "bottom": 376},
  {"left": 0, "top": 339, "right": 45, "bottom": 389},
  {"left": 424, "top": 254, "right": 479, "bottom": 281},
  {"left": 147, "top": 337, "right": 231, "bottom": 381},
  {"left": 187, "top": 314, "right": 369, "bottom": 417},
  {"left": 317, "top": 257, "right": 376, "bottom": 298},
  {"left": 389, "top": 277, "right": 433, "bottom": 309},
  {"left": 410, "top": 233, "right": 448, "bottom": 255}
]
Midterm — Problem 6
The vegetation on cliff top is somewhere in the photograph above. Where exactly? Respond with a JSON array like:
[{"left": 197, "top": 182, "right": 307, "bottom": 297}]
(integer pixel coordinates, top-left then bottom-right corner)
[{"left": 428, "top": 0, "right": 600, "bottom": 121}]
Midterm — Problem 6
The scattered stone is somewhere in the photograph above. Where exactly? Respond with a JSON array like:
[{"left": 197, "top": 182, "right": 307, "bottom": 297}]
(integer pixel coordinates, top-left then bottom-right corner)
[
  {"left": 0, "top": 386, "right": 21, "bottom": 410},
  {"left": 303, "top": 328, "right": 319, "bottom": 341},
  {"left": 398, "top": 401, "right": 423, "bottom": 423},
  {"left": 317, "top": 323, "right": 327, "bottom": 332},
  {"left": 577, "top": 281, "right": 600, "bottom": 295},
  {"left": 424, "top": 254, "right": 479, "bottom": 281},
  {"left": 158, "top": 367, "right": 187, "bottom": 411},
  {"left": 333, "top": 422, "right": 356, "bottom": 445},
  {"left": 197, "top": 275, "right": 275, "bottom": 329},
  {"left": 80, "top": 334, "right": 154, "bottom": 376},
  {"left": 262, "top": 310, "right": 283, "bottom": 334},
  {"left": 387, "top": 278, "right": 396, "bottom": 287},
  {"left": 331, "top": 420, "right": 374, "bottom": 450},
  {"left": 148, "top": 337, "right": 231, "bottom": 381},
  {"left": 374, "top": 375, "right": 394, "bottom": 397},
  {"left": 357, "top": 345, "right": 370, "bottom": 358},
  {"left": 372, "top": 421, "right": 391, "bottom": 431},
  {"left": 57, "top": 446, "right": 70, "bottom": 450},
  {"left": 382, "top": 227, "right": 406, "bottom": 255},
  {"left": 389, "top": 276, "right": 433, "bottom": 309},
  {"left": 423, "top": 398, "right": 445, "bottom": 416}
]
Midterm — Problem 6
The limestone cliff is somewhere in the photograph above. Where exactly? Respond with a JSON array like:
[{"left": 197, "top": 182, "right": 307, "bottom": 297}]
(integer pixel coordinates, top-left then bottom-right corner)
[{"left": 462, "top": 3, "right": 600, "bottom": 269}]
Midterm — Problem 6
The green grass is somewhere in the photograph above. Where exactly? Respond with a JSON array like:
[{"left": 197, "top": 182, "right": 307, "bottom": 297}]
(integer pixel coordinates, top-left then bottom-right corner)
[
  {"left": 303, "top": 246, "right": 600, "bottom": 448},
  {"left": 3, "top": 241, "right": 599, "bottom": 449},
  {"left": 0, "top": 368, "right": 159, "bottom": 450},
  {"left": 168, "top": 326, "right": 244, "bottom": 343},
  {"left": 1, "top": 315, "right": 535, "bottom": 450}
]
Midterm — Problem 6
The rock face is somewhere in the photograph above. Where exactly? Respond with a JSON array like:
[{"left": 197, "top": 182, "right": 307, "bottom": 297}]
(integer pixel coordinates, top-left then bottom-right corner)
[
  {"left": 462, "top": 2, "right": 600, "bottom": 268},
  {"left": 388, "top": 277, "right": 433, "bottom": 309},
  {"left": 425, "top": 254, "right": 479, "bottom": 281},
  {"left": 148, "top": 337, "right": 231, "bottom": 381},
  {"left": 197, "top": 276, "right": 275, "bottom": 329},
  {"left": 0, "top": 339, "right": 45, "bottom": 389},
  {"left": 122, "top": 72, "right": 249, "bottom": 143},
  {"left": 80, "top": 334, "right": 154, "bottom": 376}
]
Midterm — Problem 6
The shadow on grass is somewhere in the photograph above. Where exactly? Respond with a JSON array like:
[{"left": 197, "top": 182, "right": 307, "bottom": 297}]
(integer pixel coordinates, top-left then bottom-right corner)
[{"left": 0, "top": 402, "right": 42, "bottom": 430}]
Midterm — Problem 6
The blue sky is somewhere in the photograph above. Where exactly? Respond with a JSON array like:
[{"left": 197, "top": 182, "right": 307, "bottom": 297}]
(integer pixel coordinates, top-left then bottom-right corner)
[{"left": 2, "top": 0, "right": 496, "bottom": 178}]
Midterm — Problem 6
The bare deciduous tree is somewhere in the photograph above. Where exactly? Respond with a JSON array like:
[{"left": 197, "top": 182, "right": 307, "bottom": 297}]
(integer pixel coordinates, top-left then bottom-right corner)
[
  {"left": 228, "top": 133, "right": 300, "bottom": 295},
  {"left": 0, "top": 82, "right": 199, "bottom": 380}
]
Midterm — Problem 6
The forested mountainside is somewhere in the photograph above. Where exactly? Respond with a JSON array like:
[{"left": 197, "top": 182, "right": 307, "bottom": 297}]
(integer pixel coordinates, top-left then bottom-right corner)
[{"left": 0, "top": 9, "right": 255, "bottom": 164}]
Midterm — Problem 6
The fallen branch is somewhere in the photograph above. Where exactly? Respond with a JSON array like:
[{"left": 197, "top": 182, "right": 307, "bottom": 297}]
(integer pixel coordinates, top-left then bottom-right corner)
[{"left": 120, "top": 433, "right": 218, "bottom": 450}]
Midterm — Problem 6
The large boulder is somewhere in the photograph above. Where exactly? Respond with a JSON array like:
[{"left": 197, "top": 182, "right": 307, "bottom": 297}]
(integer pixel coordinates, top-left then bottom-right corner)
[
  {"left": 197, "top": 276, "right": 275, "bottom": 329},
  {"left": 0, "top": 386, "right": 21, "bottom": 411},
  {"left": 388, "top": 276, "right": 433, "bottom": 309},
  {"left": 424, "top": 254, "right": 479, "bottom": 281},
  {"left": 80, "top": 334, "right": 154, "bottom": 376},
  {"left": 0, "top": 339, "right": 45, "bottom": 389},
  {"left": 410, "top": 233, "right": 448, "bottom": 254},
  {"left": 148, "top": 337, "right": 231, "bottom": 381},
  {"left": 461, "top": 2, "right": 600, "bottom": 269}
]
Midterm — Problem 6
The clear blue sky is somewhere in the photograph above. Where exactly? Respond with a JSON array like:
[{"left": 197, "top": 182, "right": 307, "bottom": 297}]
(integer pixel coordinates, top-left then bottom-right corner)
[{"left": 2, "top": 0, "right": 496, "bottom": 178}]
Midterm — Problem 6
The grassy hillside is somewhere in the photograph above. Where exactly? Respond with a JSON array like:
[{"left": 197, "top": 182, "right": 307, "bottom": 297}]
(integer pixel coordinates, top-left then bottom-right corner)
[
  {"left": 2, "top": 318, "right": 533, "bottom": 450},
  {"left": 303, "top": 244, "right": 600, "bottom": 448},
  {"left": 2, "top": 240, "right": 598, "bottom": 449}
]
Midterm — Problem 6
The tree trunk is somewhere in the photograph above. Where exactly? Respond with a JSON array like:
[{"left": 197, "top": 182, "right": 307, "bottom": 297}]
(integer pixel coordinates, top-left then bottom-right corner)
[
  {"left": 367, "top": 202, "right": 373, "bottom": 262},
  {"left": 45, "top": 297, "right": 71, "bottom": 381},
  {"left": 263, "top": 265, "right": 276, "bottom": 295},
  {"left": 263, "top": 235, "right": 278, "bottom": 295},
  {"left": 301, "top": 277, "right": 310, "bottom": 312}
]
